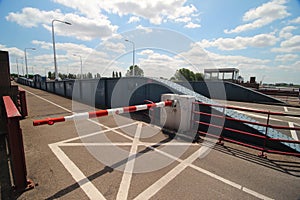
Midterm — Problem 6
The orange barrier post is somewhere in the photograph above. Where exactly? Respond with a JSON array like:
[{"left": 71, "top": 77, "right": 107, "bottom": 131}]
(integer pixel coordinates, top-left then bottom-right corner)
[{"left": 3, "top": 96, "right": 34, "bottom": 192}]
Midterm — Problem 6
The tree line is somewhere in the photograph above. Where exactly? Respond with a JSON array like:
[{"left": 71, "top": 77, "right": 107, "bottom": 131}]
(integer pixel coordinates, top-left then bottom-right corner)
[
  {"left": 47, "top": 71, "right": 102, "bottom": 80},
  {"left": 13, "top": 65, "right": 203, "bottom": 82},
  {"left": 170, "top": 68, "right": 204, "bottom": 81}
]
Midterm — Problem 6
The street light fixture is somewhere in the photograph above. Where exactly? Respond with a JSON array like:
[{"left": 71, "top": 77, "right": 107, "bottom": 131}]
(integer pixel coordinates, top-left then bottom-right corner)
[
  {"left": 125, "top": 39, "right": 135, "bottom": 76},
  {"left": 24, "top": 48, "right": 36, "bottom": 79},
  {"left": 52, "top": 19, "right": 72, "bottom": 80},
  {"left": 73, "top": 54, "right": 83, "bottom": 79}
]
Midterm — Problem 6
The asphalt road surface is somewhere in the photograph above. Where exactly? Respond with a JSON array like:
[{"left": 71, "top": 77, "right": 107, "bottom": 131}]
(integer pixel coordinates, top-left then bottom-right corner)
[{"left": 14, "top": 83, "right": 300, "bottom": 200}]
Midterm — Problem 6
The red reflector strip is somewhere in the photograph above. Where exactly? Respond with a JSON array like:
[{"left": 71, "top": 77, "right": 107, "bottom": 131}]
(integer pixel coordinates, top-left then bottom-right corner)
[
  {"left": 89, "top": 110, "right": 108, "bottom": 118},
  {"left": 123, "top": 106, "right": 137, "bottom": 113}
]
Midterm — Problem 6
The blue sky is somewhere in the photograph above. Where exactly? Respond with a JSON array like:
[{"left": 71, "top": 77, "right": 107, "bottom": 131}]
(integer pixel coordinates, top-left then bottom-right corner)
[{"left": 1, "top": 0, "right": 300, "bottom": 84}]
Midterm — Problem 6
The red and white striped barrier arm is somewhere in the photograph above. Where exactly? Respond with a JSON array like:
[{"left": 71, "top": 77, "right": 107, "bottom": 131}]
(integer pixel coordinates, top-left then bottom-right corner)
[{"left": 33, "top": 100, "right": 173, "bottom": 126}]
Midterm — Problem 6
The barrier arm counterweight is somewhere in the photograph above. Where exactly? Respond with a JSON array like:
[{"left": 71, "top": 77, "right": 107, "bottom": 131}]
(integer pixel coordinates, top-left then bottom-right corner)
[{"left": 33, "top": 100, "right": 174, "bottom": 126}]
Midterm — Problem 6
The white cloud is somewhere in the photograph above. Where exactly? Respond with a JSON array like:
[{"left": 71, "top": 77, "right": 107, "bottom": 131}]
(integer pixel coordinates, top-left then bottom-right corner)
[
  {"left": 128, "top": 16, "right": 140, "bottom": 23},
  {"left": 102, "top": 41, "right": 126, "bottom": 53},
  {"left": 136, "top": 42, "right": 272, "bottom": 79},
  {"left": 279, "top": 26, "right": 297, "bottom": 39},
  {"left": 53, "top": 0, "right": 199, "bottom": 27},
  {"left": 184, "top": 22, "right": 201, "bottom": 29},
  {"left": 199, "top": 33, "right": 278, "bottom": 50},
  {"left": 175, "top": 17, "right": 191, "bottom": 23},
  {"left": 29, "top": 40, "right": 117, "bottom": 75},
  {"left": 224, "top": 0, "right": 290, "bottom": 34},
  {"left": 32, "top": 40, "right": 94, "bottom": 54},
  {"left": 281, "top": 35, "right": 300, "bottom": 48},
  {"left": 138, "top": 50, "right": 186, "bottom": 78},
  {"left": 275, "top": 54, "right": 298, "bottom": 62},
  {"left": 6, "top": 7, "right": 64, "bottom": 27},
  {"left": 289, "top": 16, "right": 300, "bottom": 24},
  {"left": 272, "top": 35, "right": 300, "bottom": 52},
  {"left": 136, "top": 25, "right": 152, "bottom": 33},
  {"left": 277, "top": 60, "right": 300, "bottom": 71},
  {"left": 32, "top": 40, "right": 52, "bottom": 49},
  {"left": 6, "top": 7, "right": 118, "bottom": 41},
  {"left": 0, "top": 44, "right": 24, "bottom": 58},
  {"left": 176, "top": 42, "right": 273, "bottom": 82},
  {"left": 138, "top": 49, "right": 154, "bottom": 56}
]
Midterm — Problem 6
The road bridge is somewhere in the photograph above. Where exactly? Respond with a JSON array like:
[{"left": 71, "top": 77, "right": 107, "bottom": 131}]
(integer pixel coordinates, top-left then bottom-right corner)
[{"left": 14, "top": 83, "right": 300, "bottom": 200}]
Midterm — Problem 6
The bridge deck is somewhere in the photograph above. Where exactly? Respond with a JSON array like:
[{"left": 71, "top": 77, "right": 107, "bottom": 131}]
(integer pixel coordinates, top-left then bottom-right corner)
[{"left": 13, "top": 83, "right": 300, "bottom": 200}]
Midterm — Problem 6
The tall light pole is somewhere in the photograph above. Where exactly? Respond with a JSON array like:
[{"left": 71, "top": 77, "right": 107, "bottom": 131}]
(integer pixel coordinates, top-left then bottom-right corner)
[
  {"left": 24, "top": 48, "right": 36, "bottom": 79},
  {"left": 125, "top": 39, "right": 135, "bottom": 76},
  {"left": 21, "top": 58, "right": 24, "bottom": 76},
  {"left": 73, "top": 54, "right": 83, "bottom": 79},
  {"left": 16, "top": 58, "right": 21, "bottom": 77},
  {"left": 52, "top": 19, "right": 72, "bottom": 80}
]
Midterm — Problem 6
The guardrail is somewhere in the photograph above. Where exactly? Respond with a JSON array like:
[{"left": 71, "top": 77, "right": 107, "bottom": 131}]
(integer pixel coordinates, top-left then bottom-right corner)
[
  {"left": 3, "top": 96, "right": 34, "bottom": 191},
  {"left": 192, "top": 102, "right": 300, "bottom": 157}
]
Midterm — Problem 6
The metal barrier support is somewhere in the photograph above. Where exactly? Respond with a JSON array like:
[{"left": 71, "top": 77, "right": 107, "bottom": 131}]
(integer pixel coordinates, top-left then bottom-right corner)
[
  {"left": 259, "top": 111, "right": 270, "bottom": 158},
  {"left": 193, "top": 101, "right": 300, "bottom": 157},
  {"left": 18, "top": 88, "right": 28, "bottom": 118},
  {"left": 217, "top": 107, "right": 226, "bottom": 146},
  {"left": 144, "top": 100, "right": 155, "bottom": 124},
  {"left": 3, "top": 96, "right": 34, "bottom": 191}
]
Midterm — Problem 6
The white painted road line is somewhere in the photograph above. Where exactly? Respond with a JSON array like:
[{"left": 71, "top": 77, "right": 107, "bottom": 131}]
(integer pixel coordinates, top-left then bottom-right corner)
[
  {"left": 134, "top": 147, "right": 204, "bottom": 200},
  {"left": 58, "top": 142, "right": 199, "bottom": 147},
  {"left": 58, "top": 142, "right": 135, "bottom": 146},
  {"left": 117, "top": 123, "right": 142, "bottom": 200},
  {"left": 242, "top": 187, "right": 274, "bottom": 200},
  {"left": 30, "top": 88, "right": 274, "bottom": 200},
  {"left": 24, "top": 88, "right": 72, "bottom": 113},
  {"left": 189, "top": 164, "right": 273, "bottom": 200},
  {"left": 49, "top": 144, "right": 106, "bottom": 200},
  {"left": 148, "top": 146, "right": 274, "bottom": 200},
  {"left": 56, "top": 122, "right": 137, "bottom": 144},
  {"left": 288, "top": 122, "right": 299, "bottom": 141}
]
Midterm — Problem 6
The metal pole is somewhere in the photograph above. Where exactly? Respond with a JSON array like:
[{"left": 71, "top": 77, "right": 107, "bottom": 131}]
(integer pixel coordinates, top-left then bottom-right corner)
[
  {"left": 24, "top": 49, "right": 28, "bottom": 78},
  {"left": 21, "top": 59, "right": 24, "bottom": 76},
  {"left": 80, "top": 56, "right": 82, "bottom": 79},
  {"left": 24, "top": 48, "right": 35, "bottom": 79},
  {"left": 51, "top": 20, "right": 57, "bottom": 80},
  {"left": 16, "top": 58, "right": 19, "bottom": 78},
  {"left": 52, "top": 19, "right": 72, "bottom": 80},
  {"left": 73, "top": 54, "right": 83, "bottom": 79},
  {"left": 133, "top": 42, "right": 135, "bottom": 76},
  {"left": 125, "top": 39, "right": 135, "bottom": 76}
]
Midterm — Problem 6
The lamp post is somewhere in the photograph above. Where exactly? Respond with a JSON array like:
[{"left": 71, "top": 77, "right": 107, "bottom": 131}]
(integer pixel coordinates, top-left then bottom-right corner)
[
  {"left": 21, "top": 58, "right": 24, "bottom": 76},
  {"left": 125, "top": 39, "right": 135, "bottom": 76},
  {"left": 52, "top": 19, "right": 72, "bottom": 80},
  {"left": 24, "top": 48, "right": 36, "bottom": 79},
  {"left": 16, "top": 58, "right": 22, "bottom": 78},
  {"left": 73, "top": 54, "right": 83, "bottom": 79}
]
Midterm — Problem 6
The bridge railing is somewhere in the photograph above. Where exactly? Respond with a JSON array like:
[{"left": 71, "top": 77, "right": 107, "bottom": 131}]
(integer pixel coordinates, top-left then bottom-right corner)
[
  {"left": 192, "top": 102, "right": 300, "bottom": 157},
  {"left": 3, "top": 96, "right": 34, "bottom": 191}
]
